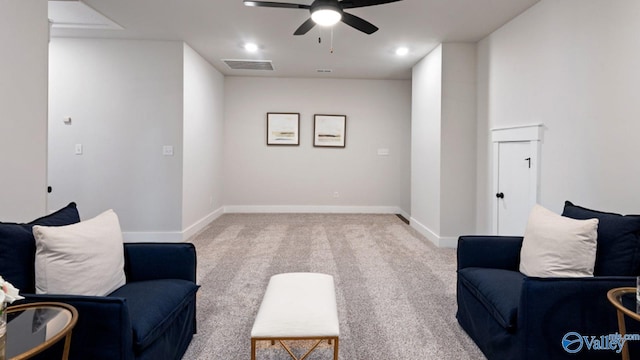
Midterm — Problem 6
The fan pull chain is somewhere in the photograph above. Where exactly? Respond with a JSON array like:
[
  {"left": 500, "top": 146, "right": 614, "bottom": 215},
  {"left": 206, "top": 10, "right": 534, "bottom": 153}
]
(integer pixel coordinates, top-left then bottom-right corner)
[{"left": 330, "top": 27, "right": 334, "bottom": 54}]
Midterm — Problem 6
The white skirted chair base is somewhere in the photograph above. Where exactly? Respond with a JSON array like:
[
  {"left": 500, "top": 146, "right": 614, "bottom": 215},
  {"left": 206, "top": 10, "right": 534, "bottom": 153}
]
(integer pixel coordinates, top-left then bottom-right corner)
[{"left": 251, "top": 273, "right": 340, "bottom": 360}]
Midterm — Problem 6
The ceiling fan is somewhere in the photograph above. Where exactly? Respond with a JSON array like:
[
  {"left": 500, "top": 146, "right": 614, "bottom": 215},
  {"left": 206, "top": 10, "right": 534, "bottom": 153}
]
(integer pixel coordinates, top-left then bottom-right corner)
[{"left": 243, "top": 0, "right": 403, "bottom": 35}]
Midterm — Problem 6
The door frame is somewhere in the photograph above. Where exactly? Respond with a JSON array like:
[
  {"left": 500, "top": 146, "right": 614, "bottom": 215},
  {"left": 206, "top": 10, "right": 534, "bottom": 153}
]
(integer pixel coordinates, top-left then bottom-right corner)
[{"left": 491, "top": 124, "right": 544, "bottom": 235}]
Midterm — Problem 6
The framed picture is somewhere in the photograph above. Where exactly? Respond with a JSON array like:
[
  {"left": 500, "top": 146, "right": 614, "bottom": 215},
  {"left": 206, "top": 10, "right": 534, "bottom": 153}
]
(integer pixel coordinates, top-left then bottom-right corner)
[
  {"left": 267, "top": 113, "right": 300, "bottom": 146},
  {"left": 314, "top": 114, "right": 346, "bottom": 148}
]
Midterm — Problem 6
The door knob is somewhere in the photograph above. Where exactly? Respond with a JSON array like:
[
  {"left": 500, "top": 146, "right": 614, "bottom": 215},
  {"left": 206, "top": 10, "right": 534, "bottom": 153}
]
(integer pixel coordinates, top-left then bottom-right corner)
[{"left": 496, "top": 192, "right": 504, "bottom": 199}]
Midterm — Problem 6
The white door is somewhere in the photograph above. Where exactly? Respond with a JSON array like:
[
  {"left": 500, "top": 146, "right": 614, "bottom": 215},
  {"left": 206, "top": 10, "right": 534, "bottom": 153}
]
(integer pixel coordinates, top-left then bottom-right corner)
[{"left": 496, "top": 141, "right": 535, "bottom": 236}]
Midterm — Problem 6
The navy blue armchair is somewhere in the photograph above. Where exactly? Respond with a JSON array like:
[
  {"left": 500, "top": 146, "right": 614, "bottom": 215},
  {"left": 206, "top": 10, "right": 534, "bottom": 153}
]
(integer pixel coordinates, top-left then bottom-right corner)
[
  {"left": 0, "top": 203, "right": 199, "bottom": 360},
  {"left": 456, "top": 235, "right": 640, "bottom": 360}
]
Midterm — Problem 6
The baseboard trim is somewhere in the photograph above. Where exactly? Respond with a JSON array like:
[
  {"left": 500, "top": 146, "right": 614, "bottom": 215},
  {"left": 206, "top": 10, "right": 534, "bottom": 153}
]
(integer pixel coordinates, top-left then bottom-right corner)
[
  {"left": 438, "top": 236, "right": 459, "bottom": 248},
  {"left": 224, "top": 205, "right": 408, "bottom": 215},
  {"left": 409, "top": 217, "right": 458, "bottom": 248},
  {"left": 182, "top": 207, "right": 224, "bottom": 241},
  {"left": 123, "top": 207, "right": 224, "bottom": 243},
  {"left": 122, "top": 231, "right": 183, "bottom": 243}
]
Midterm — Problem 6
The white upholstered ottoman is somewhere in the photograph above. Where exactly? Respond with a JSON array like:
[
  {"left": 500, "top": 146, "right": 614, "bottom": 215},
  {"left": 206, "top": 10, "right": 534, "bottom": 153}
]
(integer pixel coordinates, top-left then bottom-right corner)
[{"left": 251, "top": 273, "right": 340, "bottom": 360}]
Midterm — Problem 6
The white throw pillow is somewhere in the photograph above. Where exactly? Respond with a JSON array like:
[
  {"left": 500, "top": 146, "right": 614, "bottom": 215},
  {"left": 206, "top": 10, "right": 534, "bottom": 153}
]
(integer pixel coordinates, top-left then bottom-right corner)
[
  {"left": 519, "top": 204, "right": 599, "bottom": 277},
  {"left": 32, "top": 209, "right": 126, "bottom": 296}
]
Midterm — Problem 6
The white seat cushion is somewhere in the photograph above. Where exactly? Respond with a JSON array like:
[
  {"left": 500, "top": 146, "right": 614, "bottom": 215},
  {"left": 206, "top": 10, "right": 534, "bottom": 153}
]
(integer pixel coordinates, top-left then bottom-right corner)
[{"left": 251, "top": 272, "right": 339, "bottom": 338}]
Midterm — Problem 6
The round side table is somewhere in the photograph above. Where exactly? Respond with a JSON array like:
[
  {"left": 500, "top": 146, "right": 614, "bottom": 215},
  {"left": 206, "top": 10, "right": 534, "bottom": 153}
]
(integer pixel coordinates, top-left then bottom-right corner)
[
  {"left": 5, "top": 302, "right": 78, "bottom": 360},
  {"left": 607, "top": 287, "right": 640, "bottom": 360}
]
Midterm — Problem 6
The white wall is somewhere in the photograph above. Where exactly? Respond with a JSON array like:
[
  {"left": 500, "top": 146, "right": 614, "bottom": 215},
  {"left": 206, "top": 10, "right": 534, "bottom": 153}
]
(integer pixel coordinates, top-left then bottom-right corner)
[
  {"left": 223, "top": 77, "right": 411, "bottom": 215},
  {"left": 441, "top": 44, "right": 477, "bottom": 237},
  {"left": 48, "top": 38, "right": 184, "bottom": 237},
  {"left": 182, "top": 44, "right": 225, "bottom": 236},
  {"left": 476, "top": 0, "right": 640, "bottom": 232},
  {"left": 411, "top": 45, "right": 443, "bottom": 235},
  {"left": 411, "top": 43, "right": 477, "bottom": 247},
  {"left": 0, "top": 0, "right": 49, "bottom": 222}
]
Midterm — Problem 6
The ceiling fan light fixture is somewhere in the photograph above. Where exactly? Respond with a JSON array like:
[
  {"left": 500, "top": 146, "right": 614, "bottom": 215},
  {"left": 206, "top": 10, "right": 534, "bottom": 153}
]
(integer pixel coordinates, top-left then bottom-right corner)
[{"left": 311, "top": 8, "right": 342, "bottom": 27}]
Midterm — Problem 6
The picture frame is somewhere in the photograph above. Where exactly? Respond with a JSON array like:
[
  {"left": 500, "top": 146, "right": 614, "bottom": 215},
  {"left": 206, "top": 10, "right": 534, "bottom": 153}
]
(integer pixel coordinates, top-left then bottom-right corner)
[
  {"left": 314, "top": 114, "right": 346, "bottom": 148},
  {"left": 266, "top": 113, "right": 300, "bottom": 146}
]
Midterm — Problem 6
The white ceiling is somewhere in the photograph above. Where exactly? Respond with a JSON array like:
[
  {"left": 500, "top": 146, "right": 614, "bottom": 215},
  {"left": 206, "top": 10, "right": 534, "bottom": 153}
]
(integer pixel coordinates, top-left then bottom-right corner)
[{"left": 49, "top": 0, "right": 540, "bottom": 80}]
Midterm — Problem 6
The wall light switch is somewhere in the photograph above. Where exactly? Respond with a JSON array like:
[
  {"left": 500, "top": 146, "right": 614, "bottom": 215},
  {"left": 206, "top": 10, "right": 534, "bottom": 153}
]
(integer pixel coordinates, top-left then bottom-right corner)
[
  {"left": 74, "top": 144, "right": 83, "bottom": 155},
  {"left": 163, "top": 145, "right": 174, "bottom": 156},
  {"left": 63, "top": 116, "right": 72, "bottom": 125},
  {"left": 377, "top": 148, "right": 390, "bottom": 156}
]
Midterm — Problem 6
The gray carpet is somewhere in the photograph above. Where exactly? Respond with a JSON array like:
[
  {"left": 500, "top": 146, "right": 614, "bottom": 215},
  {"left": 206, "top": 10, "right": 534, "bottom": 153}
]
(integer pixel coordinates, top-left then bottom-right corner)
[{"left": 183, "top": 213, "right": 485, "bottom": 360}]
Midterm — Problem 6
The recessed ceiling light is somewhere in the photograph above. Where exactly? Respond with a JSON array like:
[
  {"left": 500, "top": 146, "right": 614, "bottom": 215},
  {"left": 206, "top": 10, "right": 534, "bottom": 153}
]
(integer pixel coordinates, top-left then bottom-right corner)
[
  {"left": 244, "top": 43, "right": 259, "bottom": 52},
  {"left": 395, "top": 47, "right": 409, "bottom": 56}
]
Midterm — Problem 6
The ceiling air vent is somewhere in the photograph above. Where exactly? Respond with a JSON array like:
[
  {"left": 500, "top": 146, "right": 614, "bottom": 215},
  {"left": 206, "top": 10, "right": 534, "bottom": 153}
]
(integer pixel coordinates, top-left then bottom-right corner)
[
  {"left": 222, "top": 59, "right": 274, "bottom": 71},
  {"left": 316, "top": 69, "right": 333, "bottom": 73}
]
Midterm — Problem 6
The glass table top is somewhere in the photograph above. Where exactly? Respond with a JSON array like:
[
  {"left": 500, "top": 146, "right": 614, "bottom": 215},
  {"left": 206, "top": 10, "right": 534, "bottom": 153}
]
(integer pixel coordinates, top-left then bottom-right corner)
[
  {"left": 6, "top": 304, "right": 74, "bottom": 359},
  {"left": 619, "top": 292, "right": 640, "bottom": 313}
]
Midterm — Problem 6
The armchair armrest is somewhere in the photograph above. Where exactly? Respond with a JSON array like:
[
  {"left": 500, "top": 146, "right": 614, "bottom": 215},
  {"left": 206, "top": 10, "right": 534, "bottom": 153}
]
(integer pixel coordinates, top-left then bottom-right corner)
[
  {"left": 457, "top": 235, "right": 523, "bottom": 271},
  {"left": 21, "top": 293, "right": 134, "bottom": 360},
  {"left": 519, "top": 276, "right": 639, "bottom": 359},
  {"left": 123, "top": 243, "right": 196, "bottom": 283}
]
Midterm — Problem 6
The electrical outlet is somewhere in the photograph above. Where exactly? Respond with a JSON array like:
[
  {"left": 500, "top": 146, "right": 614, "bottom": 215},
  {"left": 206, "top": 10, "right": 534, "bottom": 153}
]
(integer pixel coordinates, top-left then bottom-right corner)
[{"left": 333, "top": 192, "right": 340, "bottom": 198}]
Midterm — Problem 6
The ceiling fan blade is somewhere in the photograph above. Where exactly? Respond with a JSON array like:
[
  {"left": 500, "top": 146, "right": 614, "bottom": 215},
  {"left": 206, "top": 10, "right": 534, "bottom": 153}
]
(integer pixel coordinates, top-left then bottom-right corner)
[
  {"left": 294, "top": 18, "right": 317, "bottom": 35},
  {"left": 341, "top": 12, "right": 378, "bottom": 34},
  {"left": 340, "top": 0, "right": 402, "bottom": 9},
  {"left": 243, "top": 1, "right": 310, "bottom": 9}
]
